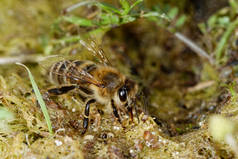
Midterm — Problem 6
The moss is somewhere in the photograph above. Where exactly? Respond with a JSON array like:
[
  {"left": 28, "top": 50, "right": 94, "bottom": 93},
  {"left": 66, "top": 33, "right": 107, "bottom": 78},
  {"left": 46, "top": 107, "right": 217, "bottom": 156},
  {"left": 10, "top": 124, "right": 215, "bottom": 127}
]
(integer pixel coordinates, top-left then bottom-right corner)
[{"left": 0, "top": 0, "right": 238, "bottom": 158}]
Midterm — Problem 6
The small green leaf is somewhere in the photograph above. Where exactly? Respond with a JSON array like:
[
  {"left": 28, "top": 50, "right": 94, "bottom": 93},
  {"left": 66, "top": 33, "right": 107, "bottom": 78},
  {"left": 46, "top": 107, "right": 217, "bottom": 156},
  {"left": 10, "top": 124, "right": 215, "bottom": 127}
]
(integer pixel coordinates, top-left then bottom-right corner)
[
  {"left": 168, "top": 7, "right": 178, "bottom": 19},
  {"left": 53, "top": 35, "right": 81, "bottom": 44},
  {"left": 120, "top": 0, "right": 130, "bottom": 15},
  {"left": 215, "top": 19, "right": 238, "bottom": 63},
  {"left": 218, "top": 16, "right": 230, "bottom": 26},
  {"left": 207, "top": 15, "right": 217, "bottom": 29},
  {"left": 228, "top": 82, "right": 236, "bottom": 97},
  {"left": 198, "top": 23, "right": 207, "bottom": 34},
  {"left": 175, "top": 15, "right": 186, "bottom": 28},
  {"left": 130, "top": 0, "right": 143, "bottom": 11},
  {"left": 121, "top": 15, "right": 136, "bottom": 24},
  {"left": 97, "top": 2, "right": 121, "bottom": 14},
  {"left": 63, "top": 16, "right": 94, "bottom": 27},
  {"left": 142, "top": 11, "right": 170, "bottom": 21},
  {"left": 16, "top": 63, "right": 53, "bottom": 134},
  {"left": 229, "top": 0, "right": 238, "bottom": 11},
  {"left": 99, "top": 13, "right": 120, "bottom": 25}
]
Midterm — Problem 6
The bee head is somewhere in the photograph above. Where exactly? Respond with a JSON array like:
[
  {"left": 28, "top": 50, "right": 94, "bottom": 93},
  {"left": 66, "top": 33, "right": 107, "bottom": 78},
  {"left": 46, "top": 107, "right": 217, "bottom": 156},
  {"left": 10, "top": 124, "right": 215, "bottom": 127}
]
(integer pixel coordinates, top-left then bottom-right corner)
[{"left": 116, "top": 78, "right": 138, "bottom": 107}]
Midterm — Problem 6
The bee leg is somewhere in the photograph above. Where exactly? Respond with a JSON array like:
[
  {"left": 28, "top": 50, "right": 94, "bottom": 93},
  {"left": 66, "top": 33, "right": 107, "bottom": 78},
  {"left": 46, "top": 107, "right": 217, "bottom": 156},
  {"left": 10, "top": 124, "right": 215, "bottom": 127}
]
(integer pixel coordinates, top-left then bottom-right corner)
[
  {"left": 111, "top": 99, "right": 121, "bottom": 123},
  {"left": 82, "top": 99, "right": 96, "bottom": 134},
  {"left": 47, "top": 85, "right": 76, "bottom": 95},
  {"left": 134, "top": 104, "right": 140, "bottom": 123},
  {"left": 127, "top": 106, "right": 133, "bottom": 122},
  {"left": 39, "top": 85, "right": 77, "bottom": 109}
]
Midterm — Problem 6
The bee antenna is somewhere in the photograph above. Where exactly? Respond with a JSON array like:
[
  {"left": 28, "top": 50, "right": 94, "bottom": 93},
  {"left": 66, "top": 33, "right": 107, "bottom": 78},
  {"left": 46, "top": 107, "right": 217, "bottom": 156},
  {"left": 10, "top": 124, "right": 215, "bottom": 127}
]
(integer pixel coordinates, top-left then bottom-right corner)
[{"left": 136, "top": 90, "right": 148, "bottom": 115}]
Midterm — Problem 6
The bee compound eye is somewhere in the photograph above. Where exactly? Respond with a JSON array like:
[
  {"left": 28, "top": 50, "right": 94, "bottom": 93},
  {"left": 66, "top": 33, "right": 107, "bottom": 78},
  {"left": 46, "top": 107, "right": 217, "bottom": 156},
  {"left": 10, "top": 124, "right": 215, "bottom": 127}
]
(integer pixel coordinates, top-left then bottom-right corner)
[{"left": 118, "top": 87, "right": 127, "bottom": 102}]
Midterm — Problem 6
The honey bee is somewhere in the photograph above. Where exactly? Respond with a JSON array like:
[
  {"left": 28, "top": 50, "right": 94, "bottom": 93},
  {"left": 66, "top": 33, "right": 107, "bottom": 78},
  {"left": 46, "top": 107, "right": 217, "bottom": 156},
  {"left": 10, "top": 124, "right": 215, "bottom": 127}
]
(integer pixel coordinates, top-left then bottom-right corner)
[{"left": 46, "top": 39, "right": 139, "bottom": 134}]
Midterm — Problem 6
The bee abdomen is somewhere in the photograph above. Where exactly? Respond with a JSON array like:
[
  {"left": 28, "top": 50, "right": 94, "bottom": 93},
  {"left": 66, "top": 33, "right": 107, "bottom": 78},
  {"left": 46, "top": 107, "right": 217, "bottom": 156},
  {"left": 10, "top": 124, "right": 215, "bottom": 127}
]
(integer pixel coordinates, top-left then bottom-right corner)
[{"left": 49, "top": 60, "right": 84, "bottom": 85}]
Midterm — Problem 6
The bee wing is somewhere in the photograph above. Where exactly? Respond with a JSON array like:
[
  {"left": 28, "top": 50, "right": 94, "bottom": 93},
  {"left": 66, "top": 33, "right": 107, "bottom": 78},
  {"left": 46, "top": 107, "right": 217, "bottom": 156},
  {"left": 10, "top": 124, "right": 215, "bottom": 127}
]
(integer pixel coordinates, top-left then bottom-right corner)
[
  {"left": 39, "top": 55, "right": 104, "bottom": 88},
  {"left": 38, "top": 55, "right": 64, "bottom": 67},
  {"left": 79, "top": 36, "right": 111, "bottom": 66},
  {"left": 38, "top": 55, "right": 66, "bottom": 75},
  {"left": 67, "top": 66, "right": 104, "bottom": 88}
]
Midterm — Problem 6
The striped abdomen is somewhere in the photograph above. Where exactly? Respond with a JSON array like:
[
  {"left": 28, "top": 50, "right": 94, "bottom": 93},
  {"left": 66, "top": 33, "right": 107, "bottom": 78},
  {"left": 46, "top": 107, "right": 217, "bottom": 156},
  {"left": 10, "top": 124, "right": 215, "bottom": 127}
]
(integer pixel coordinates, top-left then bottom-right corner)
[{"left": 49, "top": 60, "right": 97, "bottom": 85}]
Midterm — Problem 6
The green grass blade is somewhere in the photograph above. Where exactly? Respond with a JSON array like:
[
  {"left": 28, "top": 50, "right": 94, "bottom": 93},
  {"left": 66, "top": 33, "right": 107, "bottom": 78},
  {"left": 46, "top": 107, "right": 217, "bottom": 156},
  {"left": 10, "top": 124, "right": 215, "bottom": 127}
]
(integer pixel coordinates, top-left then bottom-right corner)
[
  {"left": 120, "top": 0, "right": 130, "bottom": 15},
  {"left": 129, "top": 0, "right": 143, "bottom": 11},
  {"left": 97, "top": 2, "right": 121, "bottom": 15},
  {"left": 215, "top": 19, "right": 238, "bottom": 63},
  {"left": 62, "top": 16, "right": 94, "bottom": 27},
  {"left": 53, "top": 35, "right": 81, "bottom": 44},
  {"left": 16, "top": 63, "right": 53, "bottom": 134}
]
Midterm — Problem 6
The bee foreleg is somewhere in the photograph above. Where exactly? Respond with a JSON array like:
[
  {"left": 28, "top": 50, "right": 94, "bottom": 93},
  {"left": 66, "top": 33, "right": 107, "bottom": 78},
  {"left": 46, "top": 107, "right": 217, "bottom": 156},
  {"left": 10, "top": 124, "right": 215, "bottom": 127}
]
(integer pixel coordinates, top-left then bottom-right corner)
[
  {"left": 47, "top": 85, "right": 76, "bottom": 95},
  {"left": 127, "top": 106, "right": 133, "bottom": 122},
  {"left": 111, "top": 99, "right": 121, "bottom": 124},
  {"left": 134, "top": 104, "right": 140, "bottom": 123},
  {"left": 82, "top": 99, "right": 96, "bottom": 134}
]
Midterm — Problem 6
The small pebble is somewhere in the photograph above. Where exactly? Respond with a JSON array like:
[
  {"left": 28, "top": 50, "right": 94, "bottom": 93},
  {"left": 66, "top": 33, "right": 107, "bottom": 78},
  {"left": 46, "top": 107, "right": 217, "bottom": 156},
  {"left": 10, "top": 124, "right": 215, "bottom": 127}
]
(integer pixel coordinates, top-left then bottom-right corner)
[
  {"left": 129, "top": 149, "right": 137, "bottom": 157},
  {"left": 64, "top": 136, "right": 73, "bottom": 143},
  {"left": 143, "top": 131, "right": 152, "bottom": 140},
  {"left": 55, "top": 140, "right": 63, "bottom": 146},
  {"left": 55, "top": 128, "right": 65, "bottom": 134},
  {"left": 162, "top": 140, "right": 167, "bottom": 144},
  {"left": 141, "top": 115, "right": 148, "bottom": 122},
  {"left": 107, "top": 132, "right": 114, "bottom": 138},
  {"left": 145, "top": 141, "right": 152, "bottom": 147},
  {"left": 84, "top": 135, "right": 94, "bottom": 140},
  {"left": 113, "top": 126, "right": 120, "bottom": 130},
  {"left": 129, "top": 149, "right": 134, "bottom": 154},
  {"left": 101, "top": 133, "right": 107, "bottom": 139}
]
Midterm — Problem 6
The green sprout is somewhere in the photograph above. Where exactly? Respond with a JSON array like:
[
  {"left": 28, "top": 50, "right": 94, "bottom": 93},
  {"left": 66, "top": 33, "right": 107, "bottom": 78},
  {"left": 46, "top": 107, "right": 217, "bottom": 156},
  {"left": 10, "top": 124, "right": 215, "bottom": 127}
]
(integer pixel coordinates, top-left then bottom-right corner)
[
  {"left": 215, "top": 19, "right": 238, "bottom": 64},
  {"left": 52, "top": 0, "right": 186, "bottom": 44},
  {"left": 49, "top": 0, "right": 214, "bottom": 64},
  {"left": 60, "top": 0, "right": 144, "bottom": 28},
  {"left": 198, "top": 0, "right": 238, "bottom": 65},
  {"left": 16, "top": 63, "right": 53, "bottom": 134}
]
